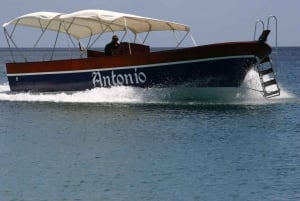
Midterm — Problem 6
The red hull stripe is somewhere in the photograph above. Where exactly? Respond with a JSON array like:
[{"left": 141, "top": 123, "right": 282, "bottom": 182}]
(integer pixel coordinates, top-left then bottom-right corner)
[{"left": 7, "top": 55, "right": 258, "bottom": 77}]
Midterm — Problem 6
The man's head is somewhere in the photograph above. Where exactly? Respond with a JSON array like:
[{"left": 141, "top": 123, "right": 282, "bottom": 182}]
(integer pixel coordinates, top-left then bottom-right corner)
[{"left": 112, "top": 35, "right": 119, "bottom": 42}]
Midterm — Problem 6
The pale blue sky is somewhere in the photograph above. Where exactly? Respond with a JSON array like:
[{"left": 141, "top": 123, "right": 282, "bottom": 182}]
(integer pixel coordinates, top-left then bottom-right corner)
[{"left": 0, "top": 0, "right": 299, "bottom": 47}]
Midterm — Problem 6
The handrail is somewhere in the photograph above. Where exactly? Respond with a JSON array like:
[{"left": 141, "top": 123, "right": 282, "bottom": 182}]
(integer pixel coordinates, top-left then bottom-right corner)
[
  {"left": 267, "top": 15, "right": 278, "bottom": 48},
  {"left": 254, "top": 19, "right": 264, "bottom": 40}
]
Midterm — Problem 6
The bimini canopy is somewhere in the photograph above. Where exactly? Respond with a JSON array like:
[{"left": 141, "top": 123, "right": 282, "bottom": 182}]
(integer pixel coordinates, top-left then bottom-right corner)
[
  {"left": 3, "top": 9, "right": 190, "bottom": 40},
  {"left": 3, "top": 12, "right": 64, "bottom": 32}
]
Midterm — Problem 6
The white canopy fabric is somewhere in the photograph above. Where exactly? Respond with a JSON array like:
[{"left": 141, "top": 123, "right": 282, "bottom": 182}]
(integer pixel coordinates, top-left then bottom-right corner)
[
  {"left": 3, "top": 12, "right": 64, "bottom": 32},
  {"left": 3, "top": 9, "right": 190, "bottom": 40}
]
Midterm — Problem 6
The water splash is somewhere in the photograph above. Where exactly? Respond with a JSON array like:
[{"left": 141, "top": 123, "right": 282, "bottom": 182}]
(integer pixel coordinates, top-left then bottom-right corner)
[
  {"left": 0, "top": 84, "right": 144, "bottom": 103},
  {"left": 237, "top": 69, "right": 296, "bottom": 104}
]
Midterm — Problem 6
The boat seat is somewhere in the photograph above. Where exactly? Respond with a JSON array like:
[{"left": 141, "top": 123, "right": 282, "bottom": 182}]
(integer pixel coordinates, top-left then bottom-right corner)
[
  {"left": 113, "top": 42, "right": 150, "bottom": 55},
  {"left": 87, "top": 49, "right": 106, "bottom": 58}
]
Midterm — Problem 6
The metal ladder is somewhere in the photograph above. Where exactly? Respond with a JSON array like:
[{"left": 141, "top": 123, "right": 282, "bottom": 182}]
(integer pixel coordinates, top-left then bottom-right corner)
[{"left": 254, "top": 16, "right": 280, "bottom": 98}]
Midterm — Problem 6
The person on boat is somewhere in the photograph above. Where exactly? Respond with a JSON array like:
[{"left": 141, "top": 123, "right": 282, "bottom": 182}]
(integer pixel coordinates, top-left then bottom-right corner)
[{"left": 104, "top": 35, "right": 120, "bottom": 56}]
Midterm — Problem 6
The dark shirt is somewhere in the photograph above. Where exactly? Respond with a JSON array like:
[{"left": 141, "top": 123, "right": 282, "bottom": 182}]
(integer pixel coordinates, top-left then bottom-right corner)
[{"left": 104, "top": 41, "right": 119, "bottom": 56}]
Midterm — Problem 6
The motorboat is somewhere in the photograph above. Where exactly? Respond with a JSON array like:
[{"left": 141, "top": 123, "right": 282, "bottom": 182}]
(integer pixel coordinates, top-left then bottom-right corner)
[{"left": 3, "top": 10, "right": 280, "bottom": 97}]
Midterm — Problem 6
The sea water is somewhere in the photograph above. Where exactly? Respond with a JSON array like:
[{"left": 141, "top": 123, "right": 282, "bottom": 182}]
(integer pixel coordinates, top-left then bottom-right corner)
[{"left": 0, "top": 48, "right": 299, "bottom": 201}]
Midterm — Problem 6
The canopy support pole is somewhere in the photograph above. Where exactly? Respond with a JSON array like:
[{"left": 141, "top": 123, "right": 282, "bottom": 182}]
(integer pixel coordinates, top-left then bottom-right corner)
[
  {"left": 4, "top": 28, "right": 16, "bottom": 62},
  {"left": 123, "top": 17, "right": 132, "bottom": 55},
  {"left": 50, "top": 22, "right": 62, "bottom": 60},
  {"left": 190, "top": 33, "right": 197, "bottom": 46},
  {"left": 175, "top": 30, "right": 190, "bottom": 48},
  {"left": 3, "top": 25, "right": 27, "bottom": 62},
  {"left": 142, "top": 31, "right": 150, "bottom": 44}
]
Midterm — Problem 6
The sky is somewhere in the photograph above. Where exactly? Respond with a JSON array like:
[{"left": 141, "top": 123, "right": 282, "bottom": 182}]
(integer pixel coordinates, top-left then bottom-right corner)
[{"left": 0, "top": 0, "right": 299, "bottom": 47}]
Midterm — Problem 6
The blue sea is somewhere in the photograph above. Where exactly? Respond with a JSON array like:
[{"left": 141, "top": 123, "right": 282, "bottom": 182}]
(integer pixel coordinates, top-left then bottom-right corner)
[{"left": 0, "top": 47, "right": 299, "bottom": 201}]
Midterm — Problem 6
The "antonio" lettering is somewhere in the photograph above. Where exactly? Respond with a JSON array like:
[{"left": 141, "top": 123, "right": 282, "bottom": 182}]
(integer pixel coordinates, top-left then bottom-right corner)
[{"left": 92, "top": 68, "right": 147, "bottom": 87}]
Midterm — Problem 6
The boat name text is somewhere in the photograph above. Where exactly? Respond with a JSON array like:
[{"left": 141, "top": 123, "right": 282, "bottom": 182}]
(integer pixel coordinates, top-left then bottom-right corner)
[{"left": 92, "top": 69, "right": 147, "bottom": 87}]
